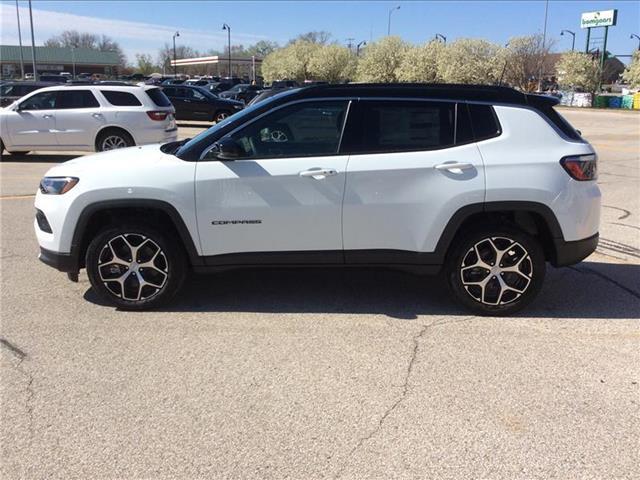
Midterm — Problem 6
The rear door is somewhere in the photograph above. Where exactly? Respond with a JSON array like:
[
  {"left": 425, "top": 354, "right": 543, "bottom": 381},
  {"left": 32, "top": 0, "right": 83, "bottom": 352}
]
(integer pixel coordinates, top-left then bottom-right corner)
[
  {"left": 342, "top": 99, "right": 485, "bottom": 262},
  {"left": 4, "top": 90, "right": 58, "bottom": 148},
  {"left": 183, "top": 88, "right": 212, "bottom": 120},
  {"left": 163, "top": 87, "right": 186, "bottom": 119},
  {"left": 195, "top": 100, "right": 351, "bottom": 261},
  {"left": 53, "top": 89, "right": 106, "bottom": 148}
]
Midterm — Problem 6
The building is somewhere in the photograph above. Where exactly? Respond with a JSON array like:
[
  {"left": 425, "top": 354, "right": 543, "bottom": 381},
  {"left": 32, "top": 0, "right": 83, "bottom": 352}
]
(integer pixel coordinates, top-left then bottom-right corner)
[
  {"left": 170, "top": 55, "right": 262, "bottom": 80},
  {"left": 0, "top": 45, "right": 121, "bottom": 79}
]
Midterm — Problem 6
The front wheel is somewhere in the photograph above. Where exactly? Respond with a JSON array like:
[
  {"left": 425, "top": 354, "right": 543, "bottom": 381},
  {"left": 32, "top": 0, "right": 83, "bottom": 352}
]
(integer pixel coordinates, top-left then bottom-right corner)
[
  {"left": 213, "top": 110, "right": 231, "bottom": 123},
  {"left": 445, "top": 226, "right": 546, "bottom": 316},
  {"left": 86, "top": 224, "right": 186, "bottom": 310}
]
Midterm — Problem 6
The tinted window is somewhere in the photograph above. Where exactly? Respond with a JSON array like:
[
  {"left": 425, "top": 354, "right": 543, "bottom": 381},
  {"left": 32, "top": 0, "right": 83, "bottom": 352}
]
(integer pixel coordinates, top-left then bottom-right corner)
[
  {"left": 19, "top": 91, "right": 57, "bottom": 110},
  {"left": 539, "top": 105, "right": 582, "bottom": 141},
  {"left": 225, "top": 101, "right": 349, "bottom": 159},
  {"left": 162, "top": 87, "right": 177, "bottom": 97},
  {"left": 455, "top": 103, "right": 474, "bottom": 145},
  {"left": 56, "top": 90, "right": 100, "bottom": 109},
  {"left": 102, "top": 90, "right": 142, "bottom": 106},
  {"left": 186, "top": 88, "right": 206, "bottom": 100},
  {"left": 468, "top": 104, "right": 501, "bottom": 141},
  {"left": 146, "top": 87, "right": 172, "bottom": 107},
  {"left": 352, "top": 101, "right": 455, "bottom": 153}
]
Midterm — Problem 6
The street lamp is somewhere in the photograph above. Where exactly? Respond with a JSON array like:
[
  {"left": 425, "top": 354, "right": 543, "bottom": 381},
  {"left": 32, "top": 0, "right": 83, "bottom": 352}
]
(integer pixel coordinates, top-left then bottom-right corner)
[
  {"left": 172, "top": 31, "right": 180, "bottom": 77},
  {"left": 71, "top": 47, "right": 76, "bottom": 79},
  {"left": 356, "top": 40, "right": 367, "bottom": 56},
  {"left": 387, "top": 5, "right": 400, "bottom": 36},
  {"left": 435, "top": 33, "right": 446, "bottom": 44},
  {"left": 561, "top": 30, "right": 576, "bottom": 51},
  {"left": 631, "top": 34, "right": 640, "bottom": 50},
  {"left": 222, "top": 23, "right": 231, "bottom": 78}
]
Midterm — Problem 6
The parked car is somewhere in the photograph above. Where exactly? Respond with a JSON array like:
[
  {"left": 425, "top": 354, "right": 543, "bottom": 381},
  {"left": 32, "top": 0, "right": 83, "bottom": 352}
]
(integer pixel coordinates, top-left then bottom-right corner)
[
  {"left": 0, "top": 85, "right": 177, "bottom": 154},
  {"left": 0, "top": 81, "right": 56, "bottom": 107},
  {"left": 34, "top": 83, "right": 600, "bottom": 314},
  {"left": 271, "top": 80, "right": 299, "bottom": 89},
  {"left": 207, "top": 81, "right": 234, "bottom": 94},
  {"left": 185, "top": 79, "right": 214, "bottom": 87},
  {"left": 39, "top": 75, "right": 68, "bottom": 84},
  {"left": 217, "top": 83, "right": 262, "bottom": 103},
  {"left": 246, "top": 86, "right": 296, "bottom": 106},
  {"left": 161, "top": 84, "right": 243, "bottom": 122}
]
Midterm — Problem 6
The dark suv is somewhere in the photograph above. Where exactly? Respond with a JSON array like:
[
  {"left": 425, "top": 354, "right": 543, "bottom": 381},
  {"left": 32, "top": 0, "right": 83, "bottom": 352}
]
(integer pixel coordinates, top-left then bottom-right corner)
[
  {"left": 0, "top": 81, "right": 56, "bottom": 107},
  {"left": 161, "top": 85, "right": 244, "bottom": 122}
]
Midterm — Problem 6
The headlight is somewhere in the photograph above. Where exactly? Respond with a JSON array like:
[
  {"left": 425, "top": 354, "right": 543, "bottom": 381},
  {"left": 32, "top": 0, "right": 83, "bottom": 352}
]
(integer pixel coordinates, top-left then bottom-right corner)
[{"left": 39, "top": 176, "right": 79, "bottom": 195}]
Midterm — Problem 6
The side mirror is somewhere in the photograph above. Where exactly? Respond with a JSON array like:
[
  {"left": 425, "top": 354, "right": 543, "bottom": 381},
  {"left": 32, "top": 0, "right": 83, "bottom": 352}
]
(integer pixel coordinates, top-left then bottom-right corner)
[{"left": 215, "top": 137, "right": 243, "bottom": 161}]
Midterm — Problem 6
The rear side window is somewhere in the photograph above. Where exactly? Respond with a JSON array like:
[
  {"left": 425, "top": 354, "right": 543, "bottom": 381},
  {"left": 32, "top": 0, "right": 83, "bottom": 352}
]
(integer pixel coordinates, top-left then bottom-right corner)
[
  {"left": 467, "top": 104, "right": 501, "bottom": 141},
  {"left": 538, "top": 105, "right": 583, "bottom": 141},
  {"left": 147, "top": 87, "right": 172, "bottom": 106},
  {"left": 56, "top": 90, "right": 100, "bottom": 109},
  {"left": 102, "top": 90, "right": 142, "bottom": 106},
  {"left": 349, "top": 101, "right": 455, "bottom": 153}
]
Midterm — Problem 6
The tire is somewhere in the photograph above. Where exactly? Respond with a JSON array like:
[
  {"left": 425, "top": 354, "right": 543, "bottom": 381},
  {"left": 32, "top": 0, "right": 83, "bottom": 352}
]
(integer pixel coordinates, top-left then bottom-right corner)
[
  {"left": 96, "top": 129, "right": 134, "bottom": 152},
  {"left": 444, "top": 225, "right": 546, "bottom": 316},
  {"left": 85, "top": 224, "right": 187, "bottom": 310},
  {"left": 213, "top": 110, "right": 231, "bottom": 123}
]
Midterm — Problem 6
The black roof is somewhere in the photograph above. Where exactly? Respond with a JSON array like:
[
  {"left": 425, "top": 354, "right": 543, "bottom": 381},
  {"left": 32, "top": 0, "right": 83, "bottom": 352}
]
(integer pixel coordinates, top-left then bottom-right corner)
[
  {"left": 1, "top": 81, "right": 57, "bottom": 87},
  {"left": 290, "top": 83, "right": 558, "bottom": 107}
]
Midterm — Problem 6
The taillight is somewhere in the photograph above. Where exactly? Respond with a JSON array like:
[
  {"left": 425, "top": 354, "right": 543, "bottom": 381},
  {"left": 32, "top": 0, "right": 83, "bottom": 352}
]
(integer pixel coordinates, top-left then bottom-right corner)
[
  {"left": 560, "top": 154, "right": 597, "bottom": 181},
  {"left": 147, "top": 111, "right": 169, "bottom": 121}
]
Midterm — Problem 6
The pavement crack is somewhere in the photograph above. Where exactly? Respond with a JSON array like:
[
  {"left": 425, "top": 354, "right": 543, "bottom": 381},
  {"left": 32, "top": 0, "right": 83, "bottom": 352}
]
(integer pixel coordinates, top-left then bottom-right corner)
[
  {"left": 1, "top": 338, "right": 35, "bottom": 441},
  {"left": 569, "top": 265, "right": 640, "bottom": 300},
  {"left": 333, "top": 316, "right": 475, "bottom": 478}
]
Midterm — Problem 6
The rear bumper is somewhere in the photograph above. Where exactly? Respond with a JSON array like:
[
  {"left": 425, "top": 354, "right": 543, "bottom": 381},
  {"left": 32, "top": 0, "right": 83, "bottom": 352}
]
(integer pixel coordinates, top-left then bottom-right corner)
[{"left": 552, "top": 233, "right": 599, "bottom": 267}]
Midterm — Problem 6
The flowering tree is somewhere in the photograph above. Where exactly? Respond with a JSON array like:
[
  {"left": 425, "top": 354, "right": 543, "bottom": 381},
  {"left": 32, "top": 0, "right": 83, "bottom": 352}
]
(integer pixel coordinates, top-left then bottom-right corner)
[
  {"left": 501, "top": 34, "right": 554, "bottom": 91},
  {"left": 622, "top": 51, "right": 640, "bottom": 88},
  {"left": 355, "top": 36, "right": 409, "bottom": 83},
  {"left": 437, "top": 39, "right": 502, "bottom": 85},
  {"left": 261, "top": 40, "right": 321, "bottom": 83},
  {"left": 555, "top": 51, "right": 601, "bottom": 93},
  {"left": 308, "top": 44, "right": 356, "bottom": 83},
  {"left": 396, "top": 41, "right": 444, "bottom": 83}
]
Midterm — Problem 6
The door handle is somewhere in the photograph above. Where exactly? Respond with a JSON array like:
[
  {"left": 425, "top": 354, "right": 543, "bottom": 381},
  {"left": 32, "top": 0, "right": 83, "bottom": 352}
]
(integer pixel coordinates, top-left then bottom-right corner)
[
  {"left": 434, "top": 162, "right": 474, "bottom": 174},
  {"left": 299, "top": 168, "right": 338, "bottom": 179},
  {"left": 92, "top": 113, "right": 103, "bottom": 118},
  {"left": 42, "top": 114, "right": 53, "bottom": 119}
]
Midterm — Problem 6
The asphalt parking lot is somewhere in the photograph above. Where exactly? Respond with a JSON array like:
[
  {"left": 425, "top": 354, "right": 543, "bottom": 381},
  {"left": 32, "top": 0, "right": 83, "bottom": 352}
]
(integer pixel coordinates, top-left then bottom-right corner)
[{"left": 1, "top": 109, "right": 639, "bottom": 479}]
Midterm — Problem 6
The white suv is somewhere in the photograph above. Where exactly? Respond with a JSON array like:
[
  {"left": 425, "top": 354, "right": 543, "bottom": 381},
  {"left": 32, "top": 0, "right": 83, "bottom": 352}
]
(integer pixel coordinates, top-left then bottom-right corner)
[
  {"left": 1, "top": 85, "right": 177, "bottom": 154},
  {"left": 34, "top": 84, "right": 600, "bottom": 315}
]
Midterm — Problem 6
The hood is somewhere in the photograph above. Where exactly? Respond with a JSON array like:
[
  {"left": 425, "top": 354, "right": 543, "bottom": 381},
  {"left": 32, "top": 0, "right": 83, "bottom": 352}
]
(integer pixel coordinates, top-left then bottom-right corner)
[{"left": 44, "top": 144, "right": 172, "bottom": 178}]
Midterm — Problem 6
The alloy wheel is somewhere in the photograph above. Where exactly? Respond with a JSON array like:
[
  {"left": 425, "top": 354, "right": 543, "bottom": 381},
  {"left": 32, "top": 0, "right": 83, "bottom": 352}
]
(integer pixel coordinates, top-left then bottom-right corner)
[
  {"left": 97, "top": 233, "right": 169, "bottom": 301},
  {"left": 459, "top": 236, "right": 533, "bottom": 306},
  {"left": 101, "top": 135, "right": 127, "bottom": 150}
]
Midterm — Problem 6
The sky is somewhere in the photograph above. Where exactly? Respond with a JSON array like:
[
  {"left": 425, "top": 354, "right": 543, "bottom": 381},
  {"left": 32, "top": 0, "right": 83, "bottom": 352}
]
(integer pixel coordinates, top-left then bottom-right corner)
[{"left": 1, "top": 0, "right": 639, "bottom": 63}]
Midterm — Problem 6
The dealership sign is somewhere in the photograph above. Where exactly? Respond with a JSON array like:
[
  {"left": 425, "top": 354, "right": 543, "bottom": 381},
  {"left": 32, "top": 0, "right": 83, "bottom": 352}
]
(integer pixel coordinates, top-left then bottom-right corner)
[{"left": 580, "top": 10, "right": 617, "bottom": 29}]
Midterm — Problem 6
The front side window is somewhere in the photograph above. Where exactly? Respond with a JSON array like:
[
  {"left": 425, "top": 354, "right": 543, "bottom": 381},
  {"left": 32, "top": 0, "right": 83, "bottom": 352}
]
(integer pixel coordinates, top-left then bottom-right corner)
[
  {"left": 56, "top": 90, "right": 100, "bottom": 109},
  {"left": 225, "top": 100, "right": 349, "bottom": 159},
  {"left": 19, "top": 91, "right": 57, "bottom": 110},
  {"left": 187, "top": 89, "right": 206, "bottom": 101},
  {"left": 351, "top": 101, "right": 455, "bottom": 154}
]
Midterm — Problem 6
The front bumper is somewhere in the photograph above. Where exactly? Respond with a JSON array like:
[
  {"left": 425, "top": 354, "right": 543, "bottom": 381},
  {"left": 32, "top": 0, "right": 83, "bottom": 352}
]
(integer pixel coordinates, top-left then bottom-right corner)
[
  {"left": 552, "top": 233, "right": 599, "bottom": 267},
  {"left": 39, "top": 247, "right": 78, "bottom": 273}
]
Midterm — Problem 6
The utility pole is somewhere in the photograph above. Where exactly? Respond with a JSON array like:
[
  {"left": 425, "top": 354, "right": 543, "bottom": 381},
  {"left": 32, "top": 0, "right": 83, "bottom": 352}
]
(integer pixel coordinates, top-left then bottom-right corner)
[
  {"left": 537, "top": 0, "right": 549, "bottom": 92},
  {"left": 15, "top": 0, "right": 25, "bottom": 79},
  {"left": 27, "top": 0, "right": 37, "bottom": 80},
  {"left": 346, "top": 37, "right": 355, "bottom": 53}
]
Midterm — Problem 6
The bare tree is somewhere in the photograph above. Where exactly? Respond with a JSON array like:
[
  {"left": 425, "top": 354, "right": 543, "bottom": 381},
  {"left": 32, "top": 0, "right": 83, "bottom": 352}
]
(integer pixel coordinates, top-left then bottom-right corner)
[{"left": 502, "top": 34, "right": 554, "bottom": 91}]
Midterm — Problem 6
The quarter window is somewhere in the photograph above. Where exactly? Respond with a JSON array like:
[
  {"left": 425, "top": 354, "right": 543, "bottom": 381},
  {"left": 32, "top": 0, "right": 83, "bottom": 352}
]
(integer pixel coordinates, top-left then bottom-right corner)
[
  {"left": 352, "top": 101, "right": 455, "bottom": 153},
  {"left": 56, "top": 90, "right": 100, "bottom": 109},
  {"left": 101, "top": 90, "right": 142, "bottom": 106},
  {"left": 226, "top": 101, "right": 349, "bottom": 159}
]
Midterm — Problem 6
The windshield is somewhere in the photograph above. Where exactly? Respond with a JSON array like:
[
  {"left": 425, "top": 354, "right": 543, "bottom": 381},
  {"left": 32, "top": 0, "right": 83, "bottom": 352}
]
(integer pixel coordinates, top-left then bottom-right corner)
[{"left": 175, "top": 88, "right": 301, "bottom": 157}]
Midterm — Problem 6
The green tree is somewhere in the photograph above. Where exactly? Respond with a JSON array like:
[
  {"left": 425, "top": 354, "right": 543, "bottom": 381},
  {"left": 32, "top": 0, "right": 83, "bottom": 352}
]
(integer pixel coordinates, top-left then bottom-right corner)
[
  {"left": 622, "top": 50, "right": 640, "bottom": 88},
  {"left": 437, "top": 39, "right": 502, "bottom": 85},
  {"left": 555, "top": 51, "right": 601, "bottom": 93},
  {"left": 245, "top": 40, "right": 279, "bottom": 58},
  {"left": 396, "top": 40, "right": 444, "bottom": 83},
  {"left": 355, "top": 36, "right": 409, "bottom": 83},
  {"left": 308, "top": 44, "right": 356, "bottom": 82}
]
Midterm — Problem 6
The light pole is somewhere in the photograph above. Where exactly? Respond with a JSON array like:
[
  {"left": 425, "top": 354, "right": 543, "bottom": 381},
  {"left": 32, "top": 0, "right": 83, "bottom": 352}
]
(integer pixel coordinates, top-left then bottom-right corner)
[
  {"left": 387, "top": 5, "right": 400, "bottom": 36},
  {"left": 15, "top": 0, "right": 25, "bottom": 79},
  {"left": 356, "top": 40, "right": 367, "bottom": 56},
  {"left": 27, "top": 0, "right": 36, "bottom": 80},
  {"left": 537, "top": 0, "right": 549, "bottom": 92},
  {"left": 435, "top": 33, "right": 446, "bottom": 44},
  {"left": 222, "top": 23, "right": 231, "bottom": 78},
  {"left": 561, "top": 30, "right": 576, "bottom": 51},
  {"left": 71, "top": 47, "right": 76, "bottom": 79},
  {"left": 172, "top": 31, "right": 180, "bottom": 77},
  {"left": 631, "top": 34, "right": 640, "bottom": 50}
]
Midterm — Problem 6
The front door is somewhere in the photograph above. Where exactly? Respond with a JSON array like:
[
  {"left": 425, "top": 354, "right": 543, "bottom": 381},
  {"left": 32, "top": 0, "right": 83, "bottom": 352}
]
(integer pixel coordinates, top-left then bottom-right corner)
[
  {"left": 5, "top": 91, "right": 58, "bottom": 148},
  {"left": 342, "top": 100, "right": 486, "bottom": 261},
  {"left": 195, "top": 100, "right": 351, "bottom": 263}
]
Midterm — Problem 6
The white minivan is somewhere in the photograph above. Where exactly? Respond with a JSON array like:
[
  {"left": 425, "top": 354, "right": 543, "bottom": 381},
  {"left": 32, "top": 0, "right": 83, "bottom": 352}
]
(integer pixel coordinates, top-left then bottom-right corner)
[{"left": 0, "top": 85, "right": 177, "bottom": 154}]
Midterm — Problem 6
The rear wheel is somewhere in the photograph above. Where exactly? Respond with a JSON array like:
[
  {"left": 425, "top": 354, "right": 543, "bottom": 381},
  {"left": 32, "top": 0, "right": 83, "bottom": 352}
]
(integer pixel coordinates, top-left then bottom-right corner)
[
  {"left": 445, "top": 226, "right": 545, "bottom": 316},
  {"left": 213, "top": 110, "right": 231, "bottom": 123},
  {"left": 86, "top": 224, "right": 186, "bottom": 310},
  {"left": 96, "top": 129, "right": 134, "bottom": 152}
]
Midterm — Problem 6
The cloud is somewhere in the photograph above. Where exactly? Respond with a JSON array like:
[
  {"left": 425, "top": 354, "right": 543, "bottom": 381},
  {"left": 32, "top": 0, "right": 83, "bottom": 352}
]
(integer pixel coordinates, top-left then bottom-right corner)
[{"left": 0, "top": 4, "right": 268, "bottom": 62}]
